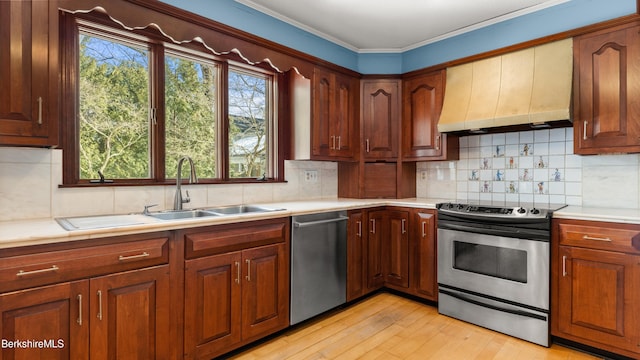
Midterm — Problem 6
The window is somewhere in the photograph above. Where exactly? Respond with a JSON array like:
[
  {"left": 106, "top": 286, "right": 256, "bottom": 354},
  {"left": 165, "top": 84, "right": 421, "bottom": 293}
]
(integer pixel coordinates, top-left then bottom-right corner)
[
  {"left": 63, "top": 13, "right": 283, "bottom": 185},
  {"left": 228, "top": 68, "right": 274, "bottom": 179},
  {"left": 78, "top": 31, "right": 151, "bottom": 180},
  {"left": 164, "top": 51, "right": 219, "bottom": 179}
]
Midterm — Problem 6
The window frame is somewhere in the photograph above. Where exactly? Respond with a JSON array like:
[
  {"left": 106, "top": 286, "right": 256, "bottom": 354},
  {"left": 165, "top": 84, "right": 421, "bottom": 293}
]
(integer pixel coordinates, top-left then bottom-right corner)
[{"left": 60, "top": 11, "right": 286, "bottom": 187}]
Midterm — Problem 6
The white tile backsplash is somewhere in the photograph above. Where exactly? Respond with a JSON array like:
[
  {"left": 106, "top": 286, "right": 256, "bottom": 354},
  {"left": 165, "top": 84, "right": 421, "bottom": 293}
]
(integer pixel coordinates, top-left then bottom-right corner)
[
  {"left": 417, "top": 128, "right": 640, "bottom": 208},
  {"left": 0, "top": 146, "right": 337, "bottom": 221},
  {"left": 4, "top": 127, "right": 640, "bottom": 221}
]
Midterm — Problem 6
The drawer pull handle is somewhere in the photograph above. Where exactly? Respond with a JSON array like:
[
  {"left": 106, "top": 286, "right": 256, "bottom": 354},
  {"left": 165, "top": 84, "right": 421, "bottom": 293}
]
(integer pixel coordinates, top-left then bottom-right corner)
[
  {"left": 118, "top": 252, "right": 150, "bottom": 261},
  {"left": 562, "top": 255, "right": 567, "bottom": 277},
  {"left": 16, "top": 265, "right": 59, "bottom": 277},
  {"left": 582, "top": 235, "right": 612, "bottom": 242},
  {"left": 77, "top": 294, "right": 83, "bottom": 325}
]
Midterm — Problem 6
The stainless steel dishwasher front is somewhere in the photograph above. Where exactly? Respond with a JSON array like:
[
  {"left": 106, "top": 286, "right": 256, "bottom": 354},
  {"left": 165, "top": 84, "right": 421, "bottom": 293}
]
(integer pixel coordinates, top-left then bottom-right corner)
[{"left": 290, "top": 211, "right": 348, "bottom": 325}]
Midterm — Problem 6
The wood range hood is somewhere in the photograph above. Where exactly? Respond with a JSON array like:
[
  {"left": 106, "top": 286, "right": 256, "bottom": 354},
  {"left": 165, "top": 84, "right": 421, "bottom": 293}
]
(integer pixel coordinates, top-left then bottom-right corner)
[{"left": 438, "top": 38, "right": 573, "bottom": 134}]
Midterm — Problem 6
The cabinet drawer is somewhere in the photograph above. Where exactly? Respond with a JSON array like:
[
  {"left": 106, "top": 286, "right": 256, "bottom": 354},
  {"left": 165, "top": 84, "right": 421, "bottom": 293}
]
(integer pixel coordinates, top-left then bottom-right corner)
[
  {"left": 558, "top": 222, "right": 640, "bottom": 254},
  {"left": 185, "top": 218, "right": 288, "bottom": 259},
  {"left": 0, "top": 237, "right": 169, "bottom": 292}
]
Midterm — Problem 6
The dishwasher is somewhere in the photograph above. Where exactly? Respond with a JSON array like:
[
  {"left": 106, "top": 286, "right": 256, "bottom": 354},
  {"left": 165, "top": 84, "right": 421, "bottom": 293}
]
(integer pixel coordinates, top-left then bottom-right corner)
[{"left": 290, "top": 211, "right": 348, "bottom": 325}]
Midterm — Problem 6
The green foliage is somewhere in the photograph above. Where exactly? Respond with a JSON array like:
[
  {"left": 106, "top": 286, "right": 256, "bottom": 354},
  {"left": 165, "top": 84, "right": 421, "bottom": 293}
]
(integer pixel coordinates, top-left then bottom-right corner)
[
  {"left": 78, "top": 33, "right": 272, "bottom": 181},
  {"left": 79, "top": 34, "right": 150, "bottom": 179},
  {"left": 164, "top": 55, "right": 218, "bottom": 179}
]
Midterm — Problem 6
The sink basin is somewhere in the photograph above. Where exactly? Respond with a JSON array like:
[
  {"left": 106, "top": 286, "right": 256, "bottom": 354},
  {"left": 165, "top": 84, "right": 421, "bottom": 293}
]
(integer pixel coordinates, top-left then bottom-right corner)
[
  {"left": 146, "top": 209, "right": 221, "bottom": 220},
  {"left": 206, "top": 205, "right": 283, "bottom": 215}
]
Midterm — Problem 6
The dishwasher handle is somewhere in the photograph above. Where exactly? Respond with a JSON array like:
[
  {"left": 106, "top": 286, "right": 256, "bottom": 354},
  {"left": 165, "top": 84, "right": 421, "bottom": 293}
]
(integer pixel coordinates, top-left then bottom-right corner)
[{"left": 293, "top": 216, "right": 349, "bottom": 228}]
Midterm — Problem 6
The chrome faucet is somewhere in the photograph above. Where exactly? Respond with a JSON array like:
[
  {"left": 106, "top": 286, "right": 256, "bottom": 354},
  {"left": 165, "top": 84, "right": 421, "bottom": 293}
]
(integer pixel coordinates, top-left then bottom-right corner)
[{"left": 174, "top": 156, "right": 198, "bottom": 210}]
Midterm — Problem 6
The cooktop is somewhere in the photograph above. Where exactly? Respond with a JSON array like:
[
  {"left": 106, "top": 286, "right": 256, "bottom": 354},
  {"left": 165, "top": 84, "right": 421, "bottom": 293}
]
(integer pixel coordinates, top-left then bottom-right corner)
[{"left": 436, "top": 201, "right": 567, "bottom": 219}]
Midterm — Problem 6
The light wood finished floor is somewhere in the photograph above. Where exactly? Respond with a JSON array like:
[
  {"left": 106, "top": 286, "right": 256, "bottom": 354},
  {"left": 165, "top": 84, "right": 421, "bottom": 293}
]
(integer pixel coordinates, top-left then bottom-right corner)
[{"left": 229, "top": 292, "right": 602, "bottom": 360}]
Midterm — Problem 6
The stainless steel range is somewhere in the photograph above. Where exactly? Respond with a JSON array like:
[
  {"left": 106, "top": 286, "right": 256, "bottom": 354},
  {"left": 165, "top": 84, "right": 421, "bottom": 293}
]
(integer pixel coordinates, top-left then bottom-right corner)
[{"left": 436, "top": 202, "right": 565, "bottom": 347}]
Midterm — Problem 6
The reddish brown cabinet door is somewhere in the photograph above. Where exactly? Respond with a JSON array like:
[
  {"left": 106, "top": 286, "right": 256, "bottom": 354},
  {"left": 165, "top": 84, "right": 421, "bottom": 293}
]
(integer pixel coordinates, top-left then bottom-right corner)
[
  {"left": 0, "top": 0, "right": 59, "bottom": 146},
  {"left": 241, "top": 243, "right": 289, "bottom": 342},
  {"left": 412, "top": 211, "right": 437, "bottom": 301},
  {"left": 366, "top": 210, "right": 386, "bottom": 291},
  {"left": 574, "top": 23, "right": 640, "bottom": 154},
  {"left": 311, "top": 67, "right": 358, "bottom": 160},
  {"left": 555, "top": 246, "right": 640, "bottom": 354},
  {"left": 402, "top": 71, "right": 457, "bottom": 161},
  {"left": 0, "top": 281, "right": 88, "bottom": 360},
  {"left": 384, "top": 210, "right": 410, "bottom": 289},
  {"left": 89, "top": 266, "right": 170, "bottom": 360},
  {"left": 362, "top": 79, "right": 400, "bottom": 160},
  {"left": 184, "top": 252, "right": 242, "bottom": 360},
  {"left": 347, "top": 210, "right": 366, "bottom": 301}
]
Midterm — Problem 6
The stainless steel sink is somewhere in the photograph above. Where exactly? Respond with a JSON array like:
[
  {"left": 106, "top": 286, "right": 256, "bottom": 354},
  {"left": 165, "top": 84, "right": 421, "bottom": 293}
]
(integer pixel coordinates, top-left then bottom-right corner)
[
  {"left": 146, "top": 209, "right": 221, "bottom": 220},
  {"left": 205, "top": 204, "right": 283, "bottom": 215}
]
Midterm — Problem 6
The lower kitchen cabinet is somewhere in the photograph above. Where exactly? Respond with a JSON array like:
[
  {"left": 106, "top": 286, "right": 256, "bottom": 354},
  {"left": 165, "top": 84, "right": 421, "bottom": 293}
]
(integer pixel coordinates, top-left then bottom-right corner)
[
  {"left": 0, "top": 281, "right": 88, "bottom": 359},
  {"left": 409, "top": 209, "right": 437, "bottom": 301},
  {"left": 366, "top": 209, "right": 386, "bottom": 291},
  {"left": 552, "top": 219, "right": 640, "bottom": 358},
  {"left": 0, "top": 233, "right": 171, "bottom": 360},
  {"left": 366, "top": 208, "right": 411, "bottom": 291},
  {"left": 347, "top": 210, "right": 366, "bottom": 301},
  {"left": 348, "top": 207, "right": 433, "bottom": 300},
  {"left": 181, "top": 218, "right": 290, "bottom": 360},
  {"left": 383, "top": 209, "right": 410, "bottom": 289},
  {"left": 89, "top": 266, "right": 171, "bottom": 360}
]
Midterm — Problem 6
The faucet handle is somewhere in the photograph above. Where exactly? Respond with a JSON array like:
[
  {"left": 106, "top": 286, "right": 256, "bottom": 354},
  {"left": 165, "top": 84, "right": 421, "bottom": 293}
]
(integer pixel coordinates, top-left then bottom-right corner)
[
  {"left": 183, "top": 190, "right": 191, "bottom": 204},
  {"left": 143, "top": 204, "right": 158, "bottom": 215}
]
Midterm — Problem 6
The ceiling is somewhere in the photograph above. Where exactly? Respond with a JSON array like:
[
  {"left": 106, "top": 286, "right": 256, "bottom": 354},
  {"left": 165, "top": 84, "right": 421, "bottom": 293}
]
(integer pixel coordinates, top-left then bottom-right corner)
[{"left": 234, "top": 0, "right": 570, "bottom": 53}]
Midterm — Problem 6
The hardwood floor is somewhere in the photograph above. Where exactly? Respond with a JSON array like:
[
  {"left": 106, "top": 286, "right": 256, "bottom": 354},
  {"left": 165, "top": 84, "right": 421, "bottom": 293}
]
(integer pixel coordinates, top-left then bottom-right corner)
[{"left": 228, "top": 292, "right": 602, "bottom": 360}]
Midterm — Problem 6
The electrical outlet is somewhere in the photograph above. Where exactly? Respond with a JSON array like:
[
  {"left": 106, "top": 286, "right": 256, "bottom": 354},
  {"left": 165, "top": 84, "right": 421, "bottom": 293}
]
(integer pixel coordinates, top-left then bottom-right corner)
[
  {"left": 420, "top": 170, "right": 427, "bottom": 180},
  {"left": 304, "top": 170, "right": 318, "bottom": 183}
]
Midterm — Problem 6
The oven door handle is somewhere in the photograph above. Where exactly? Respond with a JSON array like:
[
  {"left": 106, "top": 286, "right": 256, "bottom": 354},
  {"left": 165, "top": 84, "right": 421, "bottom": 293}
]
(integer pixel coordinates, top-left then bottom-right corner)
[
  {"left": 439, "top": 288, "right": 547, "bottom": 321},
  {"left": 438, "top": 222, "right": 547, "bottom": 241}
]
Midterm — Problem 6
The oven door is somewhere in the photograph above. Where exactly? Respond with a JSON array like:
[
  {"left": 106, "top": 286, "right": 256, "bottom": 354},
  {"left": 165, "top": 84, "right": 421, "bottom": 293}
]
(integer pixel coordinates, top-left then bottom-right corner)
[{"left": 437, "top": 228, "right": 549, "bottom": 311}]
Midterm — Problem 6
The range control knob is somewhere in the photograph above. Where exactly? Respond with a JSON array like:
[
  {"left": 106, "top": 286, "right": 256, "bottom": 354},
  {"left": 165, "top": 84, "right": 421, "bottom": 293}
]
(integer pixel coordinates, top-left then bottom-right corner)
[
  {"left": 530, "top": 208, "right": 541, "bottom": 215},
  {"left": 517, "top": 207, "right": 527, "bottom": 214},
  {"left": 457, "top": 204, "right": 465, "bottom": 210}
]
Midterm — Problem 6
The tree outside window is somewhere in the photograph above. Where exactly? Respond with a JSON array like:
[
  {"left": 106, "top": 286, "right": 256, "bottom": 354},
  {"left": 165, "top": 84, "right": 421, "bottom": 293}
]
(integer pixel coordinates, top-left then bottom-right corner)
[{"left": 75, "top": 23, "right": 277, "bottom": 183}]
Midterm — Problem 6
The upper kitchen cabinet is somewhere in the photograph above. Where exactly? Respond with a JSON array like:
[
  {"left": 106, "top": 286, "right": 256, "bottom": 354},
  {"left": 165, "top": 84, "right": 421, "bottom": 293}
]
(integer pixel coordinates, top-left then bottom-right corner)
[
  {"left": 0, "top": 0, "right": 59, "bottom": 147},
  {"left": 574, "top": 21, "right": 640, "bottom": 154},
  {"left": 362, "top": 78, "right": 400, "bottom": 160},
  {"left": 311, "top": 67, "right": 359, "bottom": 161},
  {"left": 402, "top": 70, "right": 458, "bottom": 161}
]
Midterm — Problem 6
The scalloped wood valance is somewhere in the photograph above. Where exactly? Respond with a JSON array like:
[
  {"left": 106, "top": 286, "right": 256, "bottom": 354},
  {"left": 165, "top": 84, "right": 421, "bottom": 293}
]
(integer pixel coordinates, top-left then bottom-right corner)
[{"left": 58, "top": 0, "right": 316, "bottom": 78}]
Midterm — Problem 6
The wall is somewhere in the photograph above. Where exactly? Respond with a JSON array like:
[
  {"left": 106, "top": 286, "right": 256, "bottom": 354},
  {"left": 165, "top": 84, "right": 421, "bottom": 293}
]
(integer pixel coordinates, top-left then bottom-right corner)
[
  {"left": 160, "top": 0, "right": 637, "bottom": 74},
  {"left": 417, "top": 128, "right": 640, "bottom": 209},
  {"left": 0, "top": 147, "right": 337, "bottom": 221}
]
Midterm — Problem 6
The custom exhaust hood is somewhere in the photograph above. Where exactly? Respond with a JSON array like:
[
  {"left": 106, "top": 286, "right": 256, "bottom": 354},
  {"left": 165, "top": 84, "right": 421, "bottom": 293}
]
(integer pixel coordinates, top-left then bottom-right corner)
[{"left": 438, "top": 38, "right": 573, "bottom": 134}]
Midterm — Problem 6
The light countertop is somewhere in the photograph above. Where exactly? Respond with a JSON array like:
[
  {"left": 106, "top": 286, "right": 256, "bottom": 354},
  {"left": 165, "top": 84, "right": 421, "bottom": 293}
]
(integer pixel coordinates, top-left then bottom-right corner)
[
  {"left": 0, "top": 198, "right": 447, "bottom": 249},
  {"left": 552, "top": 205, "right": 640, "bottom": 224},
  {"left": 3, "top": 198, "right": 640, "bottom": 250}
]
